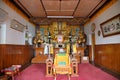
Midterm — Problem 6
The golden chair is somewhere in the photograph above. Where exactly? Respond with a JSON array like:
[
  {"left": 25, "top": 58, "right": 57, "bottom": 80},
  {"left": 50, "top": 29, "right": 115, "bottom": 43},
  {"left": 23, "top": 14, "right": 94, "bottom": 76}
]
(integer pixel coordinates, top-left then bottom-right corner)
[{"left": 53, "top": 51, "right": 72, "bottom": 80}]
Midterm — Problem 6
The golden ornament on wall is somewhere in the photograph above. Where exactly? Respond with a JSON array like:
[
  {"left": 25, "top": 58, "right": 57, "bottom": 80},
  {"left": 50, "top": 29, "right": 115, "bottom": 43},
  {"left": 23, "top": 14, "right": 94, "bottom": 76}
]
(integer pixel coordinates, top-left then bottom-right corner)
[{"left": 35, "top": 22, "right": 83, "bottom": 44}]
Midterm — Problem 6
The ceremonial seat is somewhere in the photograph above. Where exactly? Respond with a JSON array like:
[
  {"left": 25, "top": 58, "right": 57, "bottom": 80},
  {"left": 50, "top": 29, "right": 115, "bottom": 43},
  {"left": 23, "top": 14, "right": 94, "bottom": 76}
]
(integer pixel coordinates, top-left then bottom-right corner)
[{"left": 53, "top": 49, "right": 72, "bottom": 80}]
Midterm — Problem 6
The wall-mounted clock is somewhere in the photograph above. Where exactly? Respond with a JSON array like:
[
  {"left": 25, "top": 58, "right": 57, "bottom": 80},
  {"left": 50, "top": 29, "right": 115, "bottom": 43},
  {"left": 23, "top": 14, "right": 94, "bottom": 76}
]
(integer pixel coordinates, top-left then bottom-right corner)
[{"left": 91, "top": 23, "right": 96, "bottom": 32}]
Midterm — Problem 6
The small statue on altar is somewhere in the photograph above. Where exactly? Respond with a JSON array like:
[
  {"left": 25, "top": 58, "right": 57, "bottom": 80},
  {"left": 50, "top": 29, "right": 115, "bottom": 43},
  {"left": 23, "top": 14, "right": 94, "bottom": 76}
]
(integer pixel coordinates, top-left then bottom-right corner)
[
  {"left": 77, "top": 31, "right": 86, "bottom": 47},
  {"left": 32, "top": 31, "right": 43, "bottom": 48}
]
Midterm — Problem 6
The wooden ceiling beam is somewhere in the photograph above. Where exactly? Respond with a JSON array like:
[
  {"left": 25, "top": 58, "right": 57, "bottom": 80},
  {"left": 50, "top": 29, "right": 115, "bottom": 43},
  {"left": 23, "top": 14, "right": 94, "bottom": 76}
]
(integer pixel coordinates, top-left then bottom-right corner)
[
  {"left": 13, "top": 0, "right": 33, "bottom": 17},
  {"left": 87, "top": 0, "right": 106, "bottom": 18},
  {"left": 72, "top": 0, "right": 81, "bottom": 16},
  {"left": 40, "top": 0, "right": 47, "bottom": 17},
  {"left": 88, "top": 0, "right": 109, "bottom": 18},
  {"left": 30, "top": 17, "right": 88, "bottom": 26}
]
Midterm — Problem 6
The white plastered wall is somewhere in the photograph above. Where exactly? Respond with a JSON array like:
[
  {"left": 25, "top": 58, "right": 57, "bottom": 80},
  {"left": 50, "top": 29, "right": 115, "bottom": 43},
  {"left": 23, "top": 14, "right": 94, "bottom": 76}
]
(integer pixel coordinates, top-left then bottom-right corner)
[
  {"left": 0, "top": 0, "right": 35, "bottom": 45},
  {"left": 84, "top": 0, "right": 120, "bottom": 45}
]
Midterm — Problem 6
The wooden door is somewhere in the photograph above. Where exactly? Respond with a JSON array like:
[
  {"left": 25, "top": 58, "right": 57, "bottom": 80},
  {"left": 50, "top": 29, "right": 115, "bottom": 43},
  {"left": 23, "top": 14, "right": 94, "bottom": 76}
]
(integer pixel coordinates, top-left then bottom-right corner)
[{"left": 91, "top": 33, "right": 95, "bottom": 62}]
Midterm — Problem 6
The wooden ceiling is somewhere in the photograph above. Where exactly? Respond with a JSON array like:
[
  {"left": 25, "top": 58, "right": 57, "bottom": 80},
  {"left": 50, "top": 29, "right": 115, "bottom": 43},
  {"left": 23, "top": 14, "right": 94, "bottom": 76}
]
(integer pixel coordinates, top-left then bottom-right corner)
[{"left": 12, "top": 0, "right": 108, "bottom": 25}]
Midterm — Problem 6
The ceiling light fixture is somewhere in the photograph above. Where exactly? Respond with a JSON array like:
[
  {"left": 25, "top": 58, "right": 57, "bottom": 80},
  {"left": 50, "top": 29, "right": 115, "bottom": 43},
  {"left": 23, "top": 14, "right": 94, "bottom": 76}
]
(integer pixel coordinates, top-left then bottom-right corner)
[{"left": 47, "top": 16, "right": 74, "bottom": 18}]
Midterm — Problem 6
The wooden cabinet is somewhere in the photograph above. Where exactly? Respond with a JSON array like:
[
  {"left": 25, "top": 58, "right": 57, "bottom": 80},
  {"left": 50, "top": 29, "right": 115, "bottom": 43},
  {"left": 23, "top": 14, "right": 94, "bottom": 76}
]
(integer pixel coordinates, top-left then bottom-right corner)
[
  {"left": 35, "top": 48, "right": 44, "bottom": 56},
  {"left": 76, "top": 47, "right": 85, "bottom": 63},
  {"left": 77, "top": 47, "right": 84, "bottom": 56},
  {"left": 33, "top": 47, "right": 84, "bottom": 63}
]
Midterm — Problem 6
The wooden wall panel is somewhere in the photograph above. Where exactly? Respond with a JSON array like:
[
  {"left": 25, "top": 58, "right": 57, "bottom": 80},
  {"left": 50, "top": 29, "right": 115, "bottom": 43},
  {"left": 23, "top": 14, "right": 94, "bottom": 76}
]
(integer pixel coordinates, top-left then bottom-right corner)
[
  {"left": 0, "top": 44, "right": 34, "bottom": 70},
  {"left": 0, "top": 45, "right": 3, "bottom": 70},
  {"left": 95, "top": 44, "right": 120, "bottom": 75}
]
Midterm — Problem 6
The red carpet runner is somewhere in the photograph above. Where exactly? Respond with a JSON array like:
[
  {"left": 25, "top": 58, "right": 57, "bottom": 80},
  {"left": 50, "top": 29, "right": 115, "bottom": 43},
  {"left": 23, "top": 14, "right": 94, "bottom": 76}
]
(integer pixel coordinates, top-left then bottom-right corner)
[{"left": 15, "top": 63, "right": 118, "bottom": 80}]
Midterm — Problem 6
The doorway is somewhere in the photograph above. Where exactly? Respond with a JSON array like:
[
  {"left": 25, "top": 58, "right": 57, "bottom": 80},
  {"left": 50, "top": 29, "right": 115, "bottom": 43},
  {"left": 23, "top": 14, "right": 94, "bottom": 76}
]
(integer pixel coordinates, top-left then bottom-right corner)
[
  {"left": 0, "top": 25, "right": 1, "bottom": 43},
  {"left": 91, "top": 33, "right": 95, "bottom": 63}
]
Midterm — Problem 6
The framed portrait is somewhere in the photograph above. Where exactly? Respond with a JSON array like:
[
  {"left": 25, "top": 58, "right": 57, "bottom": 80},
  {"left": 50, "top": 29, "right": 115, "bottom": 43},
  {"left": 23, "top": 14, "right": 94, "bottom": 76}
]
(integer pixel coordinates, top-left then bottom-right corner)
[
  {"left": 100, "top": 14, "right": 120, "bottom": 37},
  {"left": 10, "top": 19, "right": 25, "bottom": 32}
]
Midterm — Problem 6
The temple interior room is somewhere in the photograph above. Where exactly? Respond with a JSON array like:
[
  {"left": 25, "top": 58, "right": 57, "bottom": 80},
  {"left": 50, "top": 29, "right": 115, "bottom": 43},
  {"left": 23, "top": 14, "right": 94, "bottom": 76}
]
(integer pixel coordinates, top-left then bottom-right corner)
[{"left": 0, "top": 0, "right": 120, "bottom": 80}]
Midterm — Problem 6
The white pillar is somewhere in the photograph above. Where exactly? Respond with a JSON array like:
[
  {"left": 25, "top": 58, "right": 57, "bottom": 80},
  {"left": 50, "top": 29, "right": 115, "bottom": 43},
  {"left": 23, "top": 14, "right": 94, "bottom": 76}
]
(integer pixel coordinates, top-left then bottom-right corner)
[{"left": 0, "top": 23, "right": 6, "bottom": 44}]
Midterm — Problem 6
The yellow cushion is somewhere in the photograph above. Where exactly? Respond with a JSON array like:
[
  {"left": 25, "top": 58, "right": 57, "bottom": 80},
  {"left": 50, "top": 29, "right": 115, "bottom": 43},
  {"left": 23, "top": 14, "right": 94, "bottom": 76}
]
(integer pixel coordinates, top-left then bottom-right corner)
[
  {"left": 54, "top": 53, "right": 70, "bottom": 66},
  {"left": 53, "top": 53, "right": 71, "bottom": 74}
]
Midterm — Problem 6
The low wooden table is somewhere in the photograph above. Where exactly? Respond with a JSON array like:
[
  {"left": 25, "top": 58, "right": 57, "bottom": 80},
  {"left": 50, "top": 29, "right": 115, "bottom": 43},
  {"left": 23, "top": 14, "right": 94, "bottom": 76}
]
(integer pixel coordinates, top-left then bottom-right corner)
[
  {"left": 3, "top": 65, "right": 21, "bottom": 80},
  {"left": 0, "top": 75, "right": 7, "bottom": 80}
]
